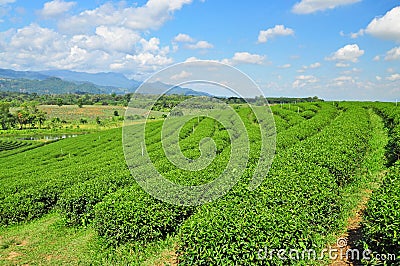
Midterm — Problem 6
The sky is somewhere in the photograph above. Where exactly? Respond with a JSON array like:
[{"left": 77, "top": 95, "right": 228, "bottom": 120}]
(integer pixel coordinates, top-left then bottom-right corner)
[{"left": 0, "top": 0, "right": 399, "bottom": 101}]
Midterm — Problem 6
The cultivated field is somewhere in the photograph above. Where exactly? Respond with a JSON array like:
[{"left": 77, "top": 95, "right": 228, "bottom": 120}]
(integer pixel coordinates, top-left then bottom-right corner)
[{"left": 0, "top": 102, "right": 399, "bottom": 265}]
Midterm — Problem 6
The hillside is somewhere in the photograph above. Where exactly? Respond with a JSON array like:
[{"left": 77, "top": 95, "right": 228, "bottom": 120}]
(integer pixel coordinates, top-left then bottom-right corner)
[{"left": 0, "top": 68, "right": 210, "bottom": 96}]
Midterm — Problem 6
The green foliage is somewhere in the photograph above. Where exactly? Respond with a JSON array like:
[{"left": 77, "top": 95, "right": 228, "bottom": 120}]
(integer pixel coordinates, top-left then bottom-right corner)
[
  {"left": 359, "top": 102, "right": 400, "bottom": 264},
  {"left": 361, "top": 163, "right": 400, "bottom": 264},
  {"left": 0, "top": 128, "right": 124, "bottom": 226},
  {"left": 0, "top": 140, "right": 31, "bottom": 151},
  {"left": 177, "top": 106, "right": 371, "bottom": 265}
]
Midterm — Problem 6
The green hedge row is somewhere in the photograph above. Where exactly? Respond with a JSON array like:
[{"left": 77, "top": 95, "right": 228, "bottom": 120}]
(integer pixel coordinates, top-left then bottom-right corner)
[
  {"left": 360, "top": 102, "right": 400, "bottom": 264},
  {"left": 361, "top": 163, "right": 400, "bottom": 264},
  {"left": 177, "top": 106, "right": 371, "bottom": 265},
  {"left": 92, "top": 104, "right": 339, "bottom": 246}
]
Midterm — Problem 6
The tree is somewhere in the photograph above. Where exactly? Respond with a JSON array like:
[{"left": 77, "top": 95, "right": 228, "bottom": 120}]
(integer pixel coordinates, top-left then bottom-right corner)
[
  {"left": 56, "top": 98, "right": 63, "bottom": 107},
  {"left": 77, "top": 98, "right": 84, "bottom": 108},
  {"left": 35, "top": 110, "right": 47, "bottom": 128},
  {"left": 0, "top": 102, "right": 14, "bottom": 130},
  {"left": 17, "top": 109, "right": 29, "bottom": 129}
]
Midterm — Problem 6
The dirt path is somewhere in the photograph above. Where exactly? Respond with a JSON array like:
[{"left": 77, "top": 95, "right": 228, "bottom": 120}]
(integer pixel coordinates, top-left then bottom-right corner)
[
  {"left": 329, "top": 189, "right": 373, "bottom": 266},
  {"left": 330, "top": 168, "right": 388, "bottom": 266}
]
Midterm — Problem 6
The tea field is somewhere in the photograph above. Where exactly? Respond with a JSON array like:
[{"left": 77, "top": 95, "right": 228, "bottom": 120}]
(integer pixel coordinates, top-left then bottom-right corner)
[{"left": 0, "top": 102, "right": 399, "bottom": 265}]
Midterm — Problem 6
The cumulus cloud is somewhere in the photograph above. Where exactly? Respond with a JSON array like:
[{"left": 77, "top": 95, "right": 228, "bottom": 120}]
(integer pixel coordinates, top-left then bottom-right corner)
[
  {"left": 336, "top": 62, "right": 350, "bottom": 67},
  {"left": 258, "top": 25, "right": 294, "bottom": 43},
  {"left": 385, "top": 47, "right": 400, "bottom": 61},
  {"left": 58, "top": 0, "right": 192, "bottom": 34},
  {"left": 297, "top": 62, "right": 321, "bottom": 72},
  {"left": 373, "top": 55, "right": 381, "bottom": 61},
  {"left": 225, "top": 52, "right": 265, "bottom": 65},
  {"left": 309, "top": 62, "right": 321, "bottom": 68},
  {"left": 40, "top": 0, "right": 76, "bottom": 18},
  {"left": 292, "top": 75, "right": 318, "bottom": 88},
  {"left": 333, "top": 75, "right": 355, "bottom": 86},
  {"left": 173, "top": 33, "right": 194, "bottom": 43},
  {"left": 170, "top": 70, "right": 192, "bottom": 80},
  {"left": 185, "top": 40, "right": 213, "bottom": 49},
  {"left": 0, "top": 23, "right": 173, "bottom": 75},
  {"left": 326, "top": 44, "right": 364, "bottom": 63},
  {"left": 0, "top": 0, "right": 197, "bottom": 76},
  {"left": 341, "top": 67, "right": 361, "bottom": 75},
  {"left": 71, "top": 26, "right": 141, "bottom": 54},
  {"left": 292, "top": 0, "right": 360, "bottom": 14},
  {"left": 387, "top": 73, "right": 400, "bottom": 81},
  {"left": 364, "top": 6, "right": 400, "bottom": 42},
  {"left": 184, "top": 56, "right": 199, "bottom": 62}
]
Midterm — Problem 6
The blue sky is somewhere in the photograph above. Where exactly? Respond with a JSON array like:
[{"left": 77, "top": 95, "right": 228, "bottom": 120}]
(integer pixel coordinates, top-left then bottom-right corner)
[{"left": 0, "top": 0, "right": 399, "bottom": 100}]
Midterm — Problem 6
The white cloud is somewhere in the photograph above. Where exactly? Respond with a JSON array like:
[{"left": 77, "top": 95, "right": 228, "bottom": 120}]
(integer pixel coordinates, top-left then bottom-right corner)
[
  {"left": 278, "top": 64, "right": 291, "bottom": 69},
  {"left": 334, "top": 76, "right": 354, "bottom": 82},
  {"left": 364, "top": 6, "right": 400, "bottom": 42},
  {"left": 373, "top": 55, "right": 380, "bottom": 61},
  {"left": 326, "top": 44, "right": 364, "bottom": 63},
  {"left": 297, "top": 62, "right": 321, "bottom": 72},
  {"left": 309, "top": 62, "right": 321, "bottom": 68},
  {"left": 351, "top": 29, "right": 364, "bottom": 39},
  {"left": 58, "top": 0, "right": 192, "bottom": 34},
  {"left": 0, "top": 0, "right": 196, "bottom": 76},
  {"left": 228, "top": 52, "right": 265, "bottom": 65},
  {"left": 336, "top": 62, "right": 350, "bottom": 67},
  {"left": 387, "top": 74, "right": 400, "bottom": 81},
  {"left": 40, "top": 0, "right": 76, "bottom": 18},
  {"left": 185, "top": 40, "right": 213, "bottom": 49},
  {"left": 385, "top": 47, "right": 400, "bottom": 61},
  {"left": 173, "top": 33, "right": 194, "bottom": 43},
  {"left": 332, "top": 75, "right": 356, "bottom": 86},
  {"left": 341, "top": 67, "right": 361, "bottom": 75},
  {"left": 258, "top": 25, "right": 294, "bottom": 43},
  {"left": 184, "top": 56, "right": 199, "bottom": 62},
  {"left": 292, "top": 0, "right": 360, "bottom": 14},
  {"left": 0, "top": 23, "right": 173, "bottom": 75},
  {"left": 376, "top": 76, "right": 382, "bottom": 81},
  {"left": 71, "top": 26, "right": 141, "bottom": 54},
  {"left": 292, "top": 75, "right": 318, "bottom": 88},
  {"left": 170, "top": 70, "right": 192, "bottom": 80}
]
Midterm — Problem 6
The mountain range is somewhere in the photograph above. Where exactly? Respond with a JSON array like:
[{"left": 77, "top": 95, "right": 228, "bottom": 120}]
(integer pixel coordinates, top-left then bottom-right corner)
[{"left": 0, "top": 68, "right": 209, "bottom": 96}]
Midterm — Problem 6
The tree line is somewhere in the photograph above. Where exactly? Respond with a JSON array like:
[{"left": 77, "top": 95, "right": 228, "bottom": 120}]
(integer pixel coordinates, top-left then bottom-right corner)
[{"left": 0, "top": 101, "right": 46, "bottom": 130}]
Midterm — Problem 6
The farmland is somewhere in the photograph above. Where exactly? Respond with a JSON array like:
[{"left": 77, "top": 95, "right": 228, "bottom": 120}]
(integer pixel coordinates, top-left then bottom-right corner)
[{"left": 0, "top": 100, "right": 399, "bottom": 265}]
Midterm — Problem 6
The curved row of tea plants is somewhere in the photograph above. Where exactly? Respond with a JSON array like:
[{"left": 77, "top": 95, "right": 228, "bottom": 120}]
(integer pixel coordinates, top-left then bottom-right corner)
[
  {"left": 0, "top": 140, "right": 31, "bottom": 151},
  {"left": 360, "top": 102, "right": 400, "bottom": 264},
  {"left": 92, "top": 104, "right": 340, "bottom": 246},
  {"left": 0, "top": 128, "right": 134, "bottom": 226},
  {"left": 176, "top": 105, "right": 371, "bottom": 265}
]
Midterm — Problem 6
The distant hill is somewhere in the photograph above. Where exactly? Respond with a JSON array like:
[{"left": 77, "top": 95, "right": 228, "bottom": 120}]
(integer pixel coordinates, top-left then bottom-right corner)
[
  {"left": 0, "top": 69, "right": 49, "bottom": 80},
  {"left": 0, "top": 68, "right": 210, "bottom": 96},
  {"left": 39, "top": 70, "right": 141, "bottom": 90},
  {"left": 0, "top": 77, "right": 103, "bottom": 94}
]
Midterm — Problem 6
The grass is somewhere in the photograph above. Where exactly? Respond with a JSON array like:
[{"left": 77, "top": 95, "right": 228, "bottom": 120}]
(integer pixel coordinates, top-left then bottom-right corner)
[{"left": 0, "top": 212, "right": 178, "bottom": 265}]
